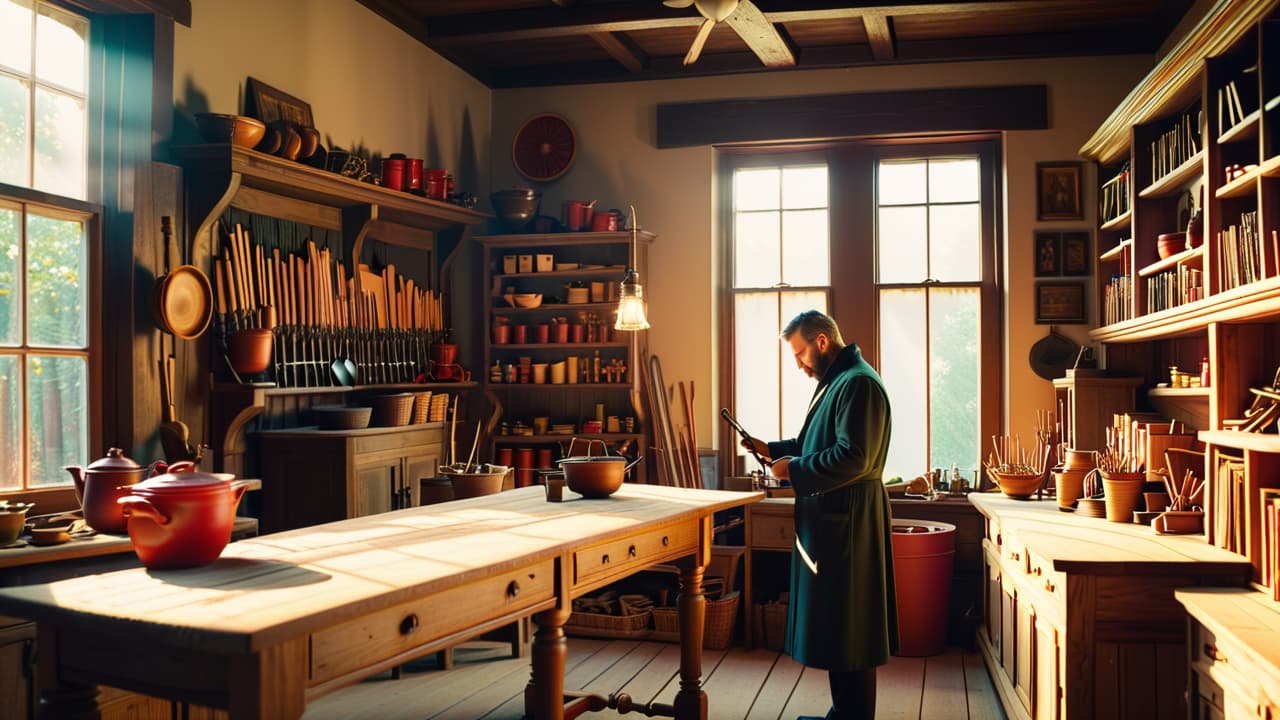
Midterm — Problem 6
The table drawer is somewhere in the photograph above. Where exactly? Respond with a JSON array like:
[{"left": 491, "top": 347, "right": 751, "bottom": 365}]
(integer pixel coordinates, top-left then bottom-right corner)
[
  {"left": 311, "top": 559, "right": 554, "bottom": 684},
  {"left": 574, "top": 523, "right": 699, "bottom": 585},
  {"left": 354, "top": 426, "right": 442, "bottom": 455},
  {"left": 750, "top": 512, "right": 794, "bottom": 550},
  {"left": 1023, "top": 547, "right": 1064, "bottom": 618}
]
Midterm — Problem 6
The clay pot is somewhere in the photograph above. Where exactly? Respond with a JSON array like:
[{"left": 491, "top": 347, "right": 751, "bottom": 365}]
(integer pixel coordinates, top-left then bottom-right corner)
[
  {"left": 228, "top": 328, "right": 273, "bottom": 375},
  {"left": 64, "top": 449, "right": 168, "bottom": 533},
  {"left": 118, "top": 469, "right": 249, "bottom": 569}
]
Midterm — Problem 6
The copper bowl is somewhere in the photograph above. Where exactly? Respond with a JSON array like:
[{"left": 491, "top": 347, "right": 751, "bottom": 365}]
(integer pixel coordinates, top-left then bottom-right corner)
[
  {"left": 194, "top": 113, "right": 266, "bottom": 149},
  {"left": 1157, "top": 232, "right": 1187, "bottom": 259},
  {"left": 987, "top": 469, "right": 1044, "bottom": 500}
]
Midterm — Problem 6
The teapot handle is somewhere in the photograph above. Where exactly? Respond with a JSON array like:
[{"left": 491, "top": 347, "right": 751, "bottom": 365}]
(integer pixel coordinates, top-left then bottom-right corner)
[
  {"left": 162, "top": 460, "right": 198, "bottom": 475},
  {"left": 117, "top": 496, "right": 169, "bottom": 526}
]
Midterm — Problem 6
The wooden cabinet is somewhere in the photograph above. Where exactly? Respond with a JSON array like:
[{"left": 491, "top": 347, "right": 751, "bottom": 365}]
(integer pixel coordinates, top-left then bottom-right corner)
[
  {"left": 1177, "top": 589, "right": 1280, "bottom": 720},
  {"left": 972, "top": 494, "right": 1251, "bottom": 720},
  {"left": 476, "top": 231, "right": 653, "bottom": 483},
  {"left": 1051, "top": 374, "right": 1142, "bottom": 451},
  {"left": 255, "top": 423, "right": 444, "bottom": 533},
  {"left": 0, "top": 617, "right": 35, "bottom": 720}
]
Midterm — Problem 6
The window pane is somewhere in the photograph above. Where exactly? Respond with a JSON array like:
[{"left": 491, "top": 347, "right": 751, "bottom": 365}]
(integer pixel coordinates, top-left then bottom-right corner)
[
  {"left": 0, "top": 354, "right": 19, "bottom": 490},
  {"left": 929, "top": 288, "right": 980, "bottom": 472},
  {"left": 27, "top": 212, "right": 85, "bottom": 347},
  {"left": 778, "top": 291, "right": 826, "bottom": 441},
  {"left": 929, "top": 203, "right": 981, "bottom": 282},
  {"left": 735, "top": 168, "right": 779, "bottom": 211},
  {"left": 781, "top": 165, "right": 826, "bottom": 210},
  {"left": 27, "top": 353, "right": 85, "bottom": 487},
  {"left": 33, "top": 86, "right": 85, "bottom": 198},
  {"left": 0, "top": 0, "right": 32, "bottom": 74},
  {"left": 35, "top": 4, "right": 87, "bottom": 92},
  {"left": 879, "top": 288, "right": 926, "bottom": 481},
  {"left": 878, "top": 160, "right": 925, "bottom": 205},
  {"left": 781, "top": 209, "right": 828, "bottom": 286},
  {"left": 0, "top": 74, "right": 30, "bottom": 187},
  {"left": 0, "top": 206, "right": 18, "bottom": 345},
  {"left": 928, "top": 158, "right": 980, "bottom": 203},
  {"left": 735, "top": 292, "right": 782, "bottom": 452},
  {"left": 877, "top": 206, "right": 927, "bottom": 283},
  {"left": 734, "top": 210, "right": 779, "bottom": 288}
]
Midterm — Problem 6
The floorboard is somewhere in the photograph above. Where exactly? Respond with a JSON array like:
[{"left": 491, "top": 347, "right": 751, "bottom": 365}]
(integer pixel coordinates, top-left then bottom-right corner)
[{"left": 302, "top": 638, "right": 1006, "bottom": 720}]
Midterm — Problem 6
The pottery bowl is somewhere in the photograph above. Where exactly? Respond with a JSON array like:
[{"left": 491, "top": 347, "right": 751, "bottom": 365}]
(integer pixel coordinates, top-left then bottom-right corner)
[
  {"left": 0, "top": 501, "right": 34, "bottom": 544},
  {"left": 491, "top": 189, "right": 541, "bottom": 232},
  {"left": 194, "top": 113, "right": 266, "bottom": 149},
  {"left": 988, "top": 469, "right": 1043, "bottom": 500},
  {"left": 505, "top": 292, "right": 543, "bottom": 308},
  {"left": 1157, "top": 232, "right": 1187, "bottom": 259}
]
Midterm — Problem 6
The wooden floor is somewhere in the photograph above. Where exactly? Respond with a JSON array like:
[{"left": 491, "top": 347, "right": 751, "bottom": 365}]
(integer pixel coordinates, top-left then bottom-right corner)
[{"left": 303, "top": 639, "right": 1006, "bottom": 720}]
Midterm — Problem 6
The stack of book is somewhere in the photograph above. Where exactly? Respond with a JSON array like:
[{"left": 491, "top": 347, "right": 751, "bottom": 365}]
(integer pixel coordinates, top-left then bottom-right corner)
[
  {"left": 1217, "top": 66, "right": 1257, "bottom": 134},
  {"left": 1104, "top": 272, "right": 1131, "bottom": 325},
  {"left": 1213, "top": 454, "right": 1247, "bottom": 554},
  {"left": 1150, "top": 109, "right": 1200, "bottom": 183},
  {"left": 1217, "top": 210, "right": 1264, "bottom": 291},
  {"left": 1263, "top": 488, "right": 1280, "bottom": 600},
  {"left": 1100, "top": 162, "right": 1130, "bottom": 223},
  {"left": 1146, "top": 266, "right": 1204, "bottom": 313}
]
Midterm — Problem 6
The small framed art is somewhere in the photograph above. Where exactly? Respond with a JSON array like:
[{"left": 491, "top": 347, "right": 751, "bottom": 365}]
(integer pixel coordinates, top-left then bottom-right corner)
[
  {"left": 1035, "top": 232, "right": 1060, "bottom": 277},
  {"left": 1037, "top": 162, "right": 1083, "bottom": 220},
  {"left": 1036, "top": 282, "right": 1087, "bottom": 324},
  {"left": 1062, "top": 231, "right": 1091, "bottom": 276}
]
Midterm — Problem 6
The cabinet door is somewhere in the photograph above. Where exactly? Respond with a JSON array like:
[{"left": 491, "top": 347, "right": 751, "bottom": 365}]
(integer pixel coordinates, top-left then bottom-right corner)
[
  {"left": 984, "top": 545, "right": 1002, "bottom": 649},
  {"left": 1001, "top": 575, "right": 1017, "bottom": 678},
  {"left": 1015, "top": 594, "right": 1035, "bottom": 716},
  {"left": 403, "top": 448, "right": 442, "bottom": 508},
  {"left": 0, "top": 630, "right": 33, "bottom": 720},
  {"left": 1034, "top": 613, "right": 1061, "bottom": 720},
  {"left": 354, "top": 464, "right": 396, "bottom": 517}
]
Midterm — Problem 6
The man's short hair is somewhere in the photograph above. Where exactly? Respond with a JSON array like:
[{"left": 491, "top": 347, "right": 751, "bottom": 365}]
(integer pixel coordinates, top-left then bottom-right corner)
[{"left": 781, "top": 310, "right": 844, "bottom": 346}]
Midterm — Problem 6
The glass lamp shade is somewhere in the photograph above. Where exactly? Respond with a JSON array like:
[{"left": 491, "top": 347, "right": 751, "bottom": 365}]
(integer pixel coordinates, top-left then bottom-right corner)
[{"left": 614, "top": 278, "right": 650, "bottom": 330}]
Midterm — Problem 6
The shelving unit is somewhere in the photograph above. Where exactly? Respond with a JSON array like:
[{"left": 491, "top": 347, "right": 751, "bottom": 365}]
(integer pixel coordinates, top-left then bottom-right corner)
[
  {"left": 477, "top": 231, "right": 654, "bottom": 485},
  {"left": 1077, "top": 2, "right": 1280, "bottom": 717}
]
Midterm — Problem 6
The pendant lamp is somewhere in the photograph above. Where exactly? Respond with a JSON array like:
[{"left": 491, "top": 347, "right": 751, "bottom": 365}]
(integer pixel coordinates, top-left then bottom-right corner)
[{"left": 614, "top": 205, "right": 650, "bottom": 331}]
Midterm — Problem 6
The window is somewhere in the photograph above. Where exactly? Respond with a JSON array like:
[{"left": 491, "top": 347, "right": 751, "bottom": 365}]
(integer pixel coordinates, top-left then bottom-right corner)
[
  {"left": 0, "top": 0, "right": 89, "bottom": 199},
  {"left": 730, "top": 162, "right": 830, "bottom": 457},
  {"left": 0, "top": 0, "right": 96, "bottom": 494},
  {"left": 722, "top": 141, "right": 999, "bottom": 482}
]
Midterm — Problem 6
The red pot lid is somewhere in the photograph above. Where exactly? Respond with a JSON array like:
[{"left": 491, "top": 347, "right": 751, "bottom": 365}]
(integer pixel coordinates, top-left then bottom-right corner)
[
  {"left": 87, "top": 447, "right": 143, "bottom": 471},
  {"left": 132, "top": 470, "right": 233, "bottom": 494}
]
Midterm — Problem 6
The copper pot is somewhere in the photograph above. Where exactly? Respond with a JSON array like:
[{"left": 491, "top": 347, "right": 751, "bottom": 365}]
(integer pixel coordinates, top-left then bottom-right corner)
[
  {"left": 64, "top": 449, "right": 169, "bottom": 533},
  {"left": 118, "top": 468, "right": 249, "bottom": 569},
  {"left": 556, "top": 439, "right": 642, "bottom": 498}
]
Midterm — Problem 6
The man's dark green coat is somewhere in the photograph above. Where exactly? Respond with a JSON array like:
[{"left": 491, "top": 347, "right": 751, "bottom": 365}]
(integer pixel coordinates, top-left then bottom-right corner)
[{"left": 768, "top": 343, "right": 899, "bottom": 671}]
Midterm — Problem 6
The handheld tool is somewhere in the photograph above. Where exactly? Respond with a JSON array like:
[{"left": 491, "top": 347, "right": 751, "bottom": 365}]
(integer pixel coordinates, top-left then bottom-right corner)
[{"left": 720, "top": 408, "right": 773, "bottom": 469}]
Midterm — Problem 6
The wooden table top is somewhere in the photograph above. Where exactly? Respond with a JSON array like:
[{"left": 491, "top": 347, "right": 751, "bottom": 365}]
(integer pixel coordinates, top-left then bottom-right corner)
[
  {"left": 0, "top": 485, "right": 761, "bottom": 655},
  {"left": 969, "top": 493, "right": 1252, "bottom": 574},
  {"left": 1175, "top": 587, "right": 1280, "bottom": 686}
]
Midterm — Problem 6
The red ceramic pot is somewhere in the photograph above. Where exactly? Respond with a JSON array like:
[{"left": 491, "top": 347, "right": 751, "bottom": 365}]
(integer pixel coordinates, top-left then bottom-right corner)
[
  {"left": 64, "top": 448, "right": 168, "bottom": 533},
  {"left": 228, "top": 328, "right": 273, "bottom": 375},
  {"left": 118, "top": 469, "right": 249, "bottom": 569}
]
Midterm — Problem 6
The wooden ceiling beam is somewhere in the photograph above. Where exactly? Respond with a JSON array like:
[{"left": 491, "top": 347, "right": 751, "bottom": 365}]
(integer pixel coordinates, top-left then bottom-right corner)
[
  {"left": 726, "top": 0, "right": 795, "bottom": 67},
  {"left": 861, "top": 10, "right": 895, "bottom": 60},
  {"left": 590, "top": 31, "right": 649, "bottom": 73}
]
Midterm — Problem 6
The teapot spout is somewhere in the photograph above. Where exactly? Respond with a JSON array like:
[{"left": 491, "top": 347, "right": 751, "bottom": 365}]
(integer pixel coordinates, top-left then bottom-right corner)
[{"left": 64, "top": 465, "right": 86, "bottom": 498}]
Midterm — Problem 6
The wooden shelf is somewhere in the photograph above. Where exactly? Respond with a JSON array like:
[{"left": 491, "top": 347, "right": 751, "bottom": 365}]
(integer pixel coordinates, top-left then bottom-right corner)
[
  {"left": 491, "top": 342, "right": 629, "bottom": 350},
  {"left": 1149, "top": 386, "right": 1211, "bottom": 398},
  {"left": 476, "top": 231, "right": 655, "bottom": 249},
  {"left": 213, "top": 381, "right": 479, "bottom": 396},
  {"left": 1219, "top": 109, "right": 1260, "bottom": 144},
  {"left": 1217, "top": 165, "right": 1260, "bottom": 198},
  {"left": 1140, "top": 151, "right": 1205, "bottom": 198},
  {"left": 1090, "top": 275, "right": 1280, "bottom": 343},
  {"left": 1198, "top": 430, "right": 1280, "bottom": 453},
  {"left": 492, "top": 433, "right": 642, "bottom": 443},
  {"left": 1099, "top": 238, "right": 1132, "bottom": 262},
  {"left": 494, "top": 268, "right": 626, "bottom": 281},
  {"left": 492, "top": 302, "right": 619, "bottom": 314},
  {"left": 1137, "top": 244, "right": 1205, "bottom": 277},
  {"left": 1100, "top": 210, "right": 1132, "bottom": 232},
  {"left": 487, "top": 383, "right": 633, "bottom": 390}
]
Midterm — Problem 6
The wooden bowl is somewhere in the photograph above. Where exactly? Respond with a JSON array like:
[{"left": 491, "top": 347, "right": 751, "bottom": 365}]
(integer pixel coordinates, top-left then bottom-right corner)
[
  {"left": 311, "top": 406, "right": 372, "bottom": 430},
  {"left": 506, "top": 293, "right": 543, "bottom": 308},
  {"left": 988, "top": 469, "right": 1044, "bottom": 500},
  {"left": 194, "top": 113, "right": 266, "bottom": 149},
  {"left": 1157, "top": 232, "right": 1187, "bottom": 259}
]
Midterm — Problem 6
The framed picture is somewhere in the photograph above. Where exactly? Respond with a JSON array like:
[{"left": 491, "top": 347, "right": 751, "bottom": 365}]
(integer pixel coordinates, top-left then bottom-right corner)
[
  {"left": 1037, "top": 161, "right": 1083, "bottom": 220},
  {"left": 1062, "top": 231, "right": 1091, "bottom": 276},
  {"left": 1035, "top": 232, "right": 1061, "bottom": 276},
  {"left": 244, "top": 77, "right": 314, "bottom": 128},
  {"left": 1036, "top": 282, "right": 1087, "bottom": 324}
]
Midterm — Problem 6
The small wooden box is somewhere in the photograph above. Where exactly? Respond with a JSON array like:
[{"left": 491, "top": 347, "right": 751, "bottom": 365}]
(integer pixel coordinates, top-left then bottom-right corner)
[
  {"left": 502, "top": 255, "right": 518, "bottom": 274},
  {"left": 535, "top": 253, "right": 554, "bottom": 272},
  {"left": 518, "top": 254, "right": 533, "bottom": 273}
]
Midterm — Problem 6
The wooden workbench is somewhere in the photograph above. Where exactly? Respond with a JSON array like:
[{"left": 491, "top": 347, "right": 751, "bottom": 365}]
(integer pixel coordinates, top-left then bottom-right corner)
[{"left": 0, "top": 484, "right": 761, "bottom": 719}]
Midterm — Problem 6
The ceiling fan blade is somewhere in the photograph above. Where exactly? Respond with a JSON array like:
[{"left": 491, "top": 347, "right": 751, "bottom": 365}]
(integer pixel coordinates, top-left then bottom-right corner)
[
  {"left": 662, "top": 0, "right": 696, "bottom": 8},
  {"left": 724, "top": 0, "right": 795, "bottom": 67},
  {"left": 684, "top": 17, "right": 716, "bottom": 66}
]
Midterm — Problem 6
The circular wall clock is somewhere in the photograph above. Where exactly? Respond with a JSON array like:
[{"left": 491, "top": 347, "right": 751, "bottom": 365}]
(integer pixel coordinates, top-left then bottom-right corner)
[{"left": 512, "top": 113, "right": 576, "bottom": 182}]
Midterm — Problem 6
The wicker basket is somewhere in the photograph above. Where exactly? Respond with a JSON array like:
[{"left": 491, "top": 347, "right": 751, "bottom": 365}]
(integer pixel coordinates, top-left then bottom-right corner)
[
  {"left": 754, "top": 600, "right": 788, "bottom": 652},
  {"left": 311, "top": 405, "right": 372, "bottom": 430},
  {"left": 651, "top": 591, "right": 740, "bottom": 649},
  {"left": 411, "top": 391, "right": 433, "bottom": 424},
  {"left": 564, "top": 609, "right": 652, "bottom": 639},
  {"left": 370, "top": 393, "right": 414, "bottom": 427}
]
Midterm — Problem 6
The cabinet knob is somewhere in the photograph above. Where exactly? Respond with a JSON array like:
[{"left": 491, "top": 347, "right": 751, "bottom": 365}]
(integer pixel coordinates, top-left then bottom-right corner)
[
  {"left": 507, "top": 580, "right": 521, "bottom": 598},
  {"left": 1044, "top": 579, "right": 1055, "bottom": 593},
  {"left": 996, "top": 533, "right": 1002, "bottom": 545},
  {"left": 602, "top": 554, "right": 610, "bottom": 565},
  {"left": 1203, "top": 643, "right": 1227, "bottom": 663},
  {"left": 662, "top": 536, "right": 670, "bottom": 546},
  {"left": 1010, "top": 551, "right": 1021, "bottom": 561},
  {"left": 628, "top": 544, "right": 637, "bottom": 558},
  {"left": 400, "top": 614, "right": 420, "bottom": 635},
  {"left": 1032, "top": 566, "right": 1042, "bottom": 576}
]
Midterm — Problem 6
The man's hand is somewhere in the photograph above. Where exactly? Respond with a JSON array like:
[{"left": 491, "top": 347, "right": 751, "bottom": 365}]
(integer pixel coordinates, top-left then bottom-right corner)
[
  {"left": 771, "top": 456, "right": 791, "bottom": 480},
  {"left": 740, "top": 437, "right": 770, "bottom": 460}
]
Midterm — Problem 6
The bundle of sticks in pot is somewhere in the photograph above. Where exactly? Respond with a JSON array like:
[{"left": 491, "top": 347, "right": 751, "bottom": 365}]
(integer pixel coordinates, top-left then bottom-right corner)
[
  {"left": 214, "top": 223, "right": 277, "bottom": 381},
  {"left": 348, "top": 262, "right": 445, "bottom": 386}
]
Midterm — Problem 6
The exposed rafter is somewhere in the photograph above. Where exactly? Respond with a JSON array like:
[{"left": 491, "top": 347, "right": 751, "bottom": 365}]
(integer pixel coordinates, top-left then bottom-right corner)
[
  {"left": 590, "top": 30, "right": 650, "bottom": 73},
  {"left": 862, "top": 10, "right": 896, "bottom": 60}
]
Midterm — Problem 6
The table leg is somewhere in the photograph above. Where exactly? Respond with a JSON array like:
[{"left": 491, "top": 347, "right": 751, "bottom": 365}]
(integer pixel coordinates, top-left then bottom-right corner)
[
  {"left": 674, "top": 563, "right": 707, "bottom": 720},
  {"left": 526, "top": 605, "right": 571, "bottom": 720},
  {"left": 37, "top": 683, "right": 101, "bottom": 719}
]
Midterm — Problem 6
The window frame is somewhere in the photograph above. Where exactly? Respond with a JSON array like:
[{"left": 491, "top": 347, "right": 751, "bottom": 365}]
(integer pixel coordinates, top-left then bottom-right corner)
[{"left": 717, "top": 137, "right": 1002, "bottom": 479}]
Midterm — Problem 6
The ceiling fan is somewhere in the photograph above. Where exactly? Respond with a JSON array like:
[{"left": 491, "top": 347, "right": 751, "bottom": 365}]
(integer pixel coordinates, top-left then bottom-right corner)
[{"left": 662, "top": 0, "right": 795, "bottom": 67}]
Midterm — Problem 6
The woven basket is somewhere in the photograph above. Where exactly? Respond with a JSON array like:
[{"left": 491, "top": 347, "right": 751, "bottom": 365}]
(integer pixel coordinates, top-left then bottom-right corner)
[
  {"left": 651, "top": 591, "right": 740, "bottom": 649},
  {"left": 564, "top": 609, "right": 651, "bottom": 639},
  {"left": 370, "top": 393, "right": 414, "bottom": 427},
  {"left": 754, "top": 600, "right": 788, "bottom": 652},
  {"left": 311, "top": 405, "right": 372, "bottom": 430},
  {"left": 411, "top": 391, "right": 432, "bottom": 424}
]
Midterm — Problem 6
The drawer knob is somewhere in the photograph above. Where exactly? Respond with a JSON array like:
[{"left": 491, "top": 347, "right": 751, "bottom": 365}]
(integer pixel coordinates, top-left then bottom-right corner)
[
  {"left": 602, "top": 554, "right": 610, "bottom": 565},
  {"left": 1032, "top": 566, "right": 1042, "bottom": 576},
  {"left": 996, "top": 533, "right": 1002, "bottom": 545},
  {"left": 1010, "top": 551, "right": 1020, "bottom": 561},
  {"left": 400, "top": 614, "right": 420, "bottom": 636},
  {"left": 662, "top": 535, "right": 670, "bottom": 546},
  {"left": 628, "top": 544, "right": 637, "bottom": 558},
  {"left": 507, "top": 580, "right": 521, "bottom": 598},
  {"left": 1044, "top": 579, "right": 1055, "bottom": 592},
  {"left": 1203, "top": 643, "right": 1227, "bottom": 663}
]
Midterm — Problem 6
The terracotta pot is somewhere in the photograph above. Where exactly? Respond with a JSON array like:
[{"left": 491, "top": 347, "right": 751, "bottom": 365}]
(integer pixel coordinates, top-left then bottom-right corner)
[
  {"left": 557, "top": 439, "right": 642, "bottom": 498},
  {"left": 64, "top": 448, "right": 169, "bottom": 533},
  {"left": 228, "top": 328, "right": 273, "bottom": 374},
  {"left": 117, "top": 468, "right": 248, "bottom": 569}
]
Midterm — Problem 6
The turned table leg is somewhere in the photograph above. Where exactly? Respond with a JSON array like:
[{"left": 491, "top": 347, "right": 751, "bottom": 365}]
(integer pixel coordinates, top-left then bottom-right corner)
[
  {"left": 674, "top": 562, "right": 707, "bottom": 720},
  {"left": 526, "top": 605, "right": 571, "bottom": 720}
]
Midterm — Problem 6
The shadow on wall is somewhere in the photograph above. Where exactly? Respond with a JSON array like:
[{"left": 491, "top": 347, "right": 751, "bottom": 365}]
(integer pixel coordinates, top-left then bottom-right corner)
[
  {"left": 171, "top": 75, "right": 213, "bottom": 147},
  {"left": 453, "top": 104, "right": 479, "bottom": 198}
]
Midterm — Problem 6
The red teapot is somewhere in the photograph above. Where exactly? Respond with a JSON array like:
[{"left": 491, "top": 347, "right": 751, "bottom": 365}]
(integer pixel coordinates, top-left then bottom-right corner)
[
  {"left": 117, "top": 467, "right": 249, "bottom": 569},
  {"left": 64, "top": 448, "right": 169, "bottom": 533}
]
